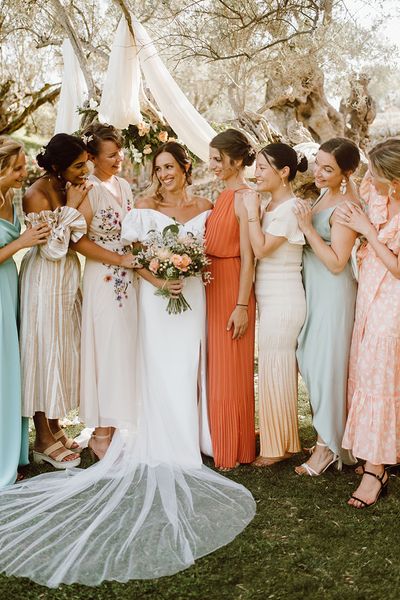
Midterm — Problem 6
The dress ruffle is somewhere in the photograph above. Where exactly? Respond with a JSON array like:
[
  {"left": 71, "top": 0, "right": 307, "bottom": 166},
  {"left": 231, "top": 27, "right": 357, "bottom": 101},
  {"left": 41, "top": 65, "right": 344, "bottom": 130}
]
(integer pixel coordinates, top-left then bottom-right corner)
[{"left": 25, "top": 206, "right": 87, "bottom": 261}]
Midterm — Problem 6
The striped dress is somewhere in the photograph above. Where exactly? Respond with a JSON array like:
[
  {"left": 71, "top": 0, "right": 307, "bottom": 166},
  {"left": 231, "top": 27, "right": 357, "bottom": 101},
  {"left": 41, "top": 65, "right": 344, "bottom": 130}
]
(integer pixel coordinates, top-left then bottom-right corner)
[
  {"left": 205, "top": 189, "right": 256, "bottom": 468},
  {"left": 20, "top": 206, "right": 86, "bottom": 418}
]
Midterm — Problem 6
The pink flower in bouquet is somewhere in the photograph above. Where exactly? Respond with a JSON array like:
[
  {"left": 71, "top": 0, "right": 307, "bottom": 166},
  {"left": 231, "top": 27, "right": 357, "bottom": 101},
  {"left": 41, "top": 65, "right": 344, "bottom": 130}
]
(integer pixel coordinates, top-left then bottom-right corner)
[
  {"left": 171, "top": 253, "right": 192, "bottom": 271},
  {"left": 143, "top": 144, "right": 152, "bottom": 155},
  {"left": 149, "top": 258, "right": 160, "bottom": 273},
  {"left": 158, "top": 131, "right": 169, "bottom": 143}
]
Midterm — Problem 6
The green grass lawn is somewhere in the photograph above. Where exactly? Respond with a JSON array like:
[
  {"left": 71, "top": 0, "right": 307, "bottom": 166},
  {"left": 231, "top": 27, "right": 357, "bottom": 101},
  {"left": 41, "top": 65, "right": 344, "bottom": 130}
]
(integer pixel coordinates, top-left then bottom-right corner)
[{"left": 0, "top": 383, "right": 399, "bottom": 600}]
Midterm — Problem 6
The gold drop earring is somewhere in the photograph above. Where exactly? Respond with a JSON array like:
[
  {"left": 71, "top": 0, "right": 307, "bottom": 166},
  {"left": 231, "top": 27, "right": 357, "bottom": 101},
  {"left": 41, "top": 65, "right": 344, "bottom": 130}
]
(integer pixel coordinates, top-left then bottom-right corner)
[
  {"left": 340, "top": 178, "right": 347, "bottom": 195},
  {"left": 281, "top": 178, "right": 287, "bottom": 188}
]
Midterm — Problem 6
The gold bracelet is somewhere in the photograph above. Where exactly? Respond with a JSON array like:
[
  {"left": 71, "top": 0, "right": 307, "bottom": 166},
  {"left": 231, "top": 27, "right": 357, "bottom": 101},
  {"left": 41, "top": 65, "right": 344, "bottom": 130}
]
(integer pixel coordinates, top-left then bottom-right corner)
[{"left": 248, "top": 217, "right": 259, "bottom": 222}]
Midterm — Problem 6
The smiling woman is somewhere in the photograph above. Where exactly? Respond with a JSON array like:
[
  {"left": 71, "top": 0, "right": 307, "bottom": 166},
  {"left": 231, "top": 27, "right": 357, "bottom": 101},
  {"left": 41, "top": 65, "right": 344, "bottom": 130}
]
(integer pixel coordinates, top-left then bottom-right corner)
[
  {"left": 71, "top": 122, "right": 139, "bottom": 458},
  {"left": 19, "top": 133, "right": 90, "bottom": 469}
]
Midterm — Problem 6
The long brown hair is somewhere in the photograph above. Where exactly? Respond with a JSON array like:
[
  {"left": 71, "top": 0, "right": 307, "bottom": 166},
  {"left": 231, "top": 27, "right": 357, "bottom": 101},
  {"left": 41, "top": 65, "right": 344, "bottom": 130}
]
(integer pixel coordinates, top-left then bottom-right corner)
[{"left": 151, "top": 142, "right": 192, "bottom": 201}]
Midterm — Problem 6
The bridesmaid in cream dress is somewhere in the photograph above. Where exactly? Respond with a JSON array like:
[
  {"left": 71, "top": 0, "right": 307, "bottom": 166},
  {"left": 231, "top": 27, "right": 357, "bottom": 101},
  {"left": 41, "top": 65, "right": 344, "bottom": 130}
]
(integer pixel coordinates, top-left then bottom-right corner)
[
  {"left": 243, "top": 143, "right": 308, "bottom": 466},
  {"left": 71, "top": 123, "right": 138, "bottom": 459}
]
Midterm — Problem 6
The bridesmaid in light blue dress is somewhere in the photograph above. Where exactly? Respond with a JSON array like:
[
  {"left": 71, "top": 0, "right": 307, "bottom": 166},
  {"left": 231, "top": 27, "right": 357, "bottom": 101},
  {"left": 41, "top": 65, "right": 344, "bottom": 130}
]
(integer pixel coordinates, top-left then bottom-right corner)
[
  {"left": 293, "top": 138, "right": 361, "bottom": 476},
  {"left": 0, "top": 137, "right": 50, "bottom": 487}
]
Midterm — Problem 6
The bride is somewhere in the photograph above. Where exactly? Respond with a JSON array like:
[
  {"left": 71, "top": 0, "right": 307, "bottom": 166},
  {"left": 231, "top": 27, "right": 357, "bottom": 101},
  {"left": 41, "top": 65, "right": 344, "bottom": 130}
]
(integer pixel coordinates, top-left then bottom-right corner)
[{"left": 0, "top": 141, "right": 255, "bottom": 588}]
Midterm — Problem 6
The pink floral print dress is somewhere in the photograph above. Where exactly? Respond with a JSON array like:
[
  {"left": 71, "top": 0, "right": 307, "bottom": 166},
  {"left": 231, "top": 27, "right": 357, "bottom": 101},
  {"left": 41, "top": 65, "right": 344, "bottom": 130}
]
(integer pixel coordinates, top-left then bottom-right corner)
[{"left": 342, "top": 182, "right": 400, "bottom": 464}]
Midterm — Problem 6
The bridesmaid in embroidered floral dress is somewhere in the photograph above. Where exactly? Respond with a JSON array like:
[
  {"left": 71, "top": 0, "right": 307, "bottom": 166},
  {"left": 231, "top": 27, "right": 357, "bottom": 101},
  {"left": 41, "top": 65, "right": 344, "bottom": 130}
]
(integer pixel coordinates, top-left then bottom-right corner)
[
  {"left": 338, "top": 139, "right": 400, "bottom": 508},
  {"left": 20, "top": 134, "right": 91, "bottom": 469},
  {"left": 71, "top": 123, "right": 138, "bottom": 459},
  {"left": 206, "top": 128, "right": 256, "bottom": 470}
]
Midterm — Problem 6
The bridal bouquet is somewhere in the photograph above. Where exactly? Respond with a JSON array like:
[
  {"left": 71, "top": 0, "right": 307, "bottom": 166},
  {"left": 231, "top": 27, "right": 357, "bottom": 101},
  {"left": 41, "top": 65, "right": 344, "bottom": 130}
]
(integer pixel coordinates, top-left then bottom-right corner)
[{"left": 134, "top": 222, "right": 211, "bottom": 314}]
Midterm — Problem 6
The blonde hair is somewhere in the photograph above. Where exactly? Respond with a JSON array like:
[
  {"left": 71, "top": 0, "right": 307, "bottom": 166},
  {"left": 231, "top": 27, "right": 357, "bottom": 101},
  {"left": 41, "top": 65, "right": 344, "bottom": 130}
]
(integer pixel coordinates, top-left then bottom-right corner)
[
  {"left": 368, "top": 137, "right": 400, "bottom": 182},
  {"left": 0, "top": 136, "right": 24, "bottom": 207}
]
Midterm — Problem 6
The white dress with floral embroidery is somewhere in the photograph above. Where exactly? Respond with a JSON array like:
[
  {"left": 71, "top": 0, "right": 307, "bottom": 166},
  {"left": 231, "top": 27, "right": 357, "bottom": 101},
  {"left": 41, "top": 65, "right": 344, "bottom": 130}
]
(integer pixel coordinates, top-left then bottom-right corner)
[{"left": 79, "top": 175, "right": 137, "bottom": 429}]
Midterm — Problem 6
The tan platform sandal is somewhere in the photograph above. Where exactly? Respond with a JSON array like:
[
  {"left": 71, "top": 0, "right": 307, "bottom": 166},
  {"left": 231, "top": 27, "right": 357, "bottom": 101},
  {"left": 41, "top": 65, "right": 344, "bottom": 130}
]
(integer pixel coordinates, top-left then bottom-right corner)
[
  {"left": 33, "top": 441, "right": 81, "bottom": 469},
  {"left": 53, "top": 429, "right": 82, "bottom": 453}
]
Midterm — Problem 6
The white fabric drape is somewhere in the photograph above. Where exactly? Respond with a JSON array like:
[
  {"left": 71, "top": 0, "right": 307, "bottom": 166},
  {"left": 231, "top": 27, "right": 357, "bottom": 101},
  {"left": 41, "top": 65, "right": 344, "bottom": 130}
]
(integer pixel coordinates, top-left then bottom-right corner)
[
  {"left": 98, "top": 17, "right": 142, "bottom": 128},
  {"left": 54, "top": 39, "right": 88, "bottom": 135},
  {"left": 131, "top": 17, "right": 216, "bottom": 162}
]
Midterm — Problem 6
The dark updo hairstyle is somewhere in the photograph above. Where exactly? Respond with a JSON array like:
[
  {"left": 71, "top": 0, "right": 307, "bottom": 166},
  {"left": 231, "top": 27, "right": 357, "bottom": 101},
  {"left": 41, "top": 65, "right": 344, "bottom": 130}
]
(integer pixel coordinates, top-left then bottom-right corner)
[
  {"left": 319, "top": 137, "right": 360, "bottom": 173},
  {"left": 260, "top": 142, "right": 308, "bottom": 181},
  {"left": 82, "top": 122, "right": 123, "bottom": 156},
  {"left": 210, "top": 128, "right": 256, "bottom": 168},
  {"left": 36, "top": 133, "right": 87, "bottom": 176},
  {"left": 151, "top": 141, "right": 192, "bottom": 200}
]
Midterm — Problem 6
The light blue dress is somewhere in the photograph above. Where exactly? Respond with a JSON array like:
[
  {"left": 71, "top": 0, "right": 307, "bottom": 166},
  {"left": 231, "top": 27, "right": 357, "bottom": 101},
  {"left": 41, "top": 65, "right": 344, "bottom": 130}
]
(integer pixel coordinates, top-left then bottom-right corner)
[
  {"left": 0, "top": 207, "right": 29, "bottom": 488},
  {"left": 296, "top": 199, "right": 357, "bottom": 465}
]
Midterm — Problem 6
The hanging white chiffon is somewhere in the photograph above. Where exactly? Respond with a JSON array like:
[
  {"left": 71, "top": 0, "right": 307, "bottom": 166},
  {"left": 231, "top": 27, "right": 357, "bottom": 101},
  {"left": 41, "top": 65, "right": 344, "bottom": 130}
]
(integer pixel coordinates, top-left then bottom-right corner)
[
  {"left": 54, "top": 39, "right": 88, "bottom": 134},
  {"left": 131, "top": 16, "right": 216, "bottom": 162},
  {"left": 0, "top": 211, "right": 255, "bottom": 589},
  {"left": 98, "top": 17, "right": 142, "bottom": 128}
]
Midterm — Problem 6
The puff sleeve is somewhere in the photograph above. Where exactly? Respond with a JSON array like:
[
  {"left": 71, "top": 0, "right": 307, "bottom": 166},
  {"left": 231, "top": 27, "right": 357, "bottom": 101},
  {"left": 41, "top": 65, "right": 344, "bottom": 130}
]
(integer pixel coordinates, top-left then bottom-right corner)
[{"left": 25, "top": 206, "right": 87, "bottom": 261}]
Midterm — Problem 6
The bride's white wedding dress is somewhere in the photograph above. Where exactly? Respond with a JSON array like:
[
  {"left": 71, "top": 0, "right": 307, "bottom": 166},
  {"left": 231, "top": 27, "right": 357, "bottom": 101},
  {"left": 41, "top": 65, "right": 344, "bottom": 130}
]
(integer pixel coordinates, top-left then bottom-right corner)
[{"left": 0, "top": 208, "right": 255, "bottom": 588}]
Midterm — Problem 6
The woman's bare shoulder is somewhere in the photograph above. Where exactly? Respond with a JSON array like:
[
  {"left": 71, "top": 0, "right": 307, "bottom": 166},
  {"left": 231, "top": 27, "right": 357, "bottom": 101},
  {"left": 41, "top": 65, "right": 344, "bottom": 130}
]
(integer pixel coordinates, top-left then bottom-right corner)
[
  {"left": 23, "top": 179, "right": 52, "bottom": 213},
  {"left": 193, "top": 195, "right": 213, "bottom": 211},
  {"left": 134, "top": 196, "right": 158, "bottom": 209}
]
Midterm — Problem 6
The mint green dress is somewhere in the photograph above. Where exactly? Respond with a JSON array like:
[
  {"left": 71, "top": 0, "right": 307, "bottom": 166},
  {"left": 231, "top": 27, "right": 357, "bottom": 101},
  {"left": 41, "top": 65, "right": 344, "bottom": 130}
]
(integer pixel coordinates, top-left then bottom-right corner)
[
  {"left": 296, "top": 201, "right": 357, "bottom": 465},
  {"left": 0, "top": 207, "right": 29, "bottom": 488}
]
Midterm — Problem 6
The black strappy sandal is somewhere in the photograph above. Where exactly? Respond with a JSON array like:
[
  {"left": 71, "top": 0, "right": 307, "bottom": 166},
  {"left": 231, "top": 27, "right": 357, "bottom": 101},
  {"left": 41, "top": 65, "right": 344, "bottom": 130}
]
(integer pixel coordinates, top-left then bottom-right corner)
[{"left": 349, "top": 469, "right": 389, "bottom": 509}]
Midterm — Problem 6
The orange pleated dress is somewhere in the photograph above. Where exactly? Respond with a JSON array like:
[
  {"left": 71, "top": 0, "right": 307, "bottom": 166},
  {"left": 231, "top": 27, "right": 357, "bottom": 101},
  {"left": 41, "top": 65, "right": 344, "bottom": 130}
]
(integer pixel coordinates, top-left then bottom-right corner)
[{"left": 205, "top": 189, "right": 256, "bottom": 469}]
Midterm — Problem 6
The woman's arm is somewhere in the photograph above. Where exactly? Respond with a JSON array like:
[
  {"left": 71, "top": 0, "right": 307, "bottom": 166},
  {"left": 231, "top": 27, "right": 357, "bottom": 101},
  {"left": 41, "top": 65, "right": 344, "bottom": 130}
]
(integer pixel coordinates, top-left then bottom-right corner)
[
  {"left": 0, "top": 224, "right": 50, "bottom": 265},
  {"left": 243, "top": 190, "right": 286, "bottom": 258},
  {"left": 70, "top": 196, "right": 136, "bottom": 268},
  {"left": 336, "top": 202, "right": 400, "bottom": 279},
  {"left": 294, "top": 200, "right": 356, "bottom": 274},
  {"left": 225, "top": 195, "right": 255, "bottom": 340}
]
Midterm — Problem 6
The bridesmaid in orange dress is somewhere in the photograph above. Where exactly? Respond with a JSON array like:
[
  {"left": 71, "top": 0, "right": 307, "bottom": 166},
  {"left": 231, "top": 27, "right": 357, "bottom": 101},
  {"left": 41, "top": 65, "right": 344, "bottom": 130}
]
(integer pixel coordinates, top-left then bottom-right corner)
[
  {"left": 206, "top": 128, "right": 256, "bottom": 470},
  {"left": 337, "top": 138, "right": 400, "bottom": 508}
]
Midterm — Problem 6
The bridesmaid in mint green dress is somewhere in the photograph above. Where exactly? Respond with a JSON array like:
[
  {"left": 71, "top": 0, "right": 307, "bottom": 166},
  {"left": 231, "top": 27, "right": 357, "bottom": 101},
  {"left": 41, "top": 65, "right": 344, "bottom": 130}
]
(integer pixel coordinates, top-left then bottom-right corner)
[
  {"left": 293, "top": 138, "right": 361, "bottom": 476},
  {"left": 0, "top": 137, "right": 50, "bottom": 487}
]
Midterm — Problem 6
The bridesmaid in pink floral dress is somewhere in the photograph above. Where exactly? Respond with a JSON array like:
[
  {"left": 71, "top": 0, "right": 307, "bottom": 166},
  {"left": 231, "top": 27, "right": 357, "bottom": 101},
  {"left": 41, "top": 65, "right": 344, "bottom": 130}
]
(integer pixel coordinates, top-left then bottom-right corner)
[{"left": 338, "top": 138, "right": 400, "bottom": 508}]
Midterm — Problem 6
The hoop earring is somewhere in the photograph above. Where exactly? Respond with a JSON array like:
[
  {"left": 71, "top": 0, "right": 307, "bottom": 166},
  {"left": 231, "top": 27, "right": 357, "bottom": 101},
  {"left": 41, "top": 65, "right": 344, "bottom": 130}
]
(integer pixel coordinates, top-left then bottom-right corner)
[{"left": 340, "top": 178, "right": 347, "bottom": 195}]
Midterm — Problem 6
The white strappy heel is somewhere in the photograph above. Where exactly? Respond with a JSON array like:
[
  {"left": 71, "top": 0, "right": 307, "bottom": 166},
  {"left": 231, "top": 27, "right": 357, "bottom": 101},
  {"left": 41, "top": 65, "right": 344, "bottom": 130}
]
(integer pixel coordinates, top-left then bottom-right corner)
[{"left": 295, "top": 441, "right": 339, "bottom": 476}]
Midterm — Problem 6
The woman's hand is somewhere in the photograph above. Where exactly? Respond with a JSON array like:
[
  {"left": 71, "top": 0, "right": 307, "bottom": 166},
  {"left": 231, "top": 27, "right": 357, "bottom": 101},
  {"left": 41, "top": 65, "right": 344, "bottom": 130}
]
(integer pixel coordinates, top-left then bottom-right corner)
[
  {"left": 335, "top": 201, "right": 375, "bottom": 237},
  {"left": 157, "top": 279, "right": 184, "bottom": 297},
  {"left": 119, "top": 254, "right": 139, "bottom": 269},
  {"left": 66, "top": 181, "right": 93, "bottom": 209},
  {"left": 242, "top": 190, "right": 261, "bottom": 218},
  {"left": 293, "top": 199, "right": 313, "bottom": 234},
  {"left": 19, "top": 224, "right": 51, "bottom": 248},
  {"left": 227, "top": 305, "right": 248, "bottom": 340}
]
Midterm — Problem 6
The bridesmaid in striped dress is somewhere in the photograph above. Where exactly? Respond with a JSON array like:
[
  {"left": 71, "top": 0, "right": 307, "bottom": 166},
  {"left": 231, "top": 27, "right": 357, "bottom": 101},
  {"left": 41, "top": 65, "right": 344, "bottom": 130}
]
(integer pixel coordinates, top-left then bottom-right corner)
[
  {"left": 206, "top": 129, "right": 256, "bottom": 470},
  {"left": 20, "top": 134, "right": 89, "bottom": 469}
]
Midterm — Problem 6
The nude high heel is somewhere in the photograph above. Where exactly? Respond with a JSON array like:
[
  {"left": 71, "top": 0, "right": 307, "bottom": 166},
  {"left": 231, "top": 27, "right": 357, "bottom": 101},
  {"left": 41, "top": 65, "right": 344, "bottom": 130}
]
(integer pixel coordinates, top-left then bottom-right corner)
[{"left": 295, "top": 441, "right": 339, "bottom": 476}]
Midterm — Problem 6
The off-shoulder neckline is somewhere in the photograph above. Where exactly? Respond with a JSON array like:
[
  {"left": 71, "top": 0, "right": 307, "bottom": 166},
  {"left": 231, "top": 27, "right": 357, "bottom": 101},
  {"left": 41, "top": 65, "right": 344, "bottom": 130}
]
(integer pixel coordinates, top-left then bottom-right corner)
[{"left": 133, "top": 207, "right": 211, "bottom": 226}]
